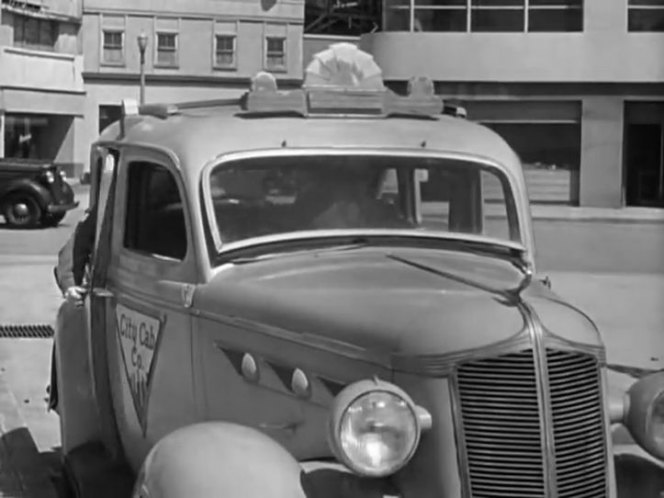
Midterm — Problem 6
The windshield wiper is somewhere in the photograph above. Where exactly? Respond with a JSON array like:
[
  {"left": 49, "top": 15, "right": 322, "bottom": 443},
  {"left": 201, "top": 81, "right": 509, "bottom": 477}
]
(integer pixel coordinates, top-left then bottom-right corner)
[{"left": 386, "top": 253, "right": 533, "bottom": 302}]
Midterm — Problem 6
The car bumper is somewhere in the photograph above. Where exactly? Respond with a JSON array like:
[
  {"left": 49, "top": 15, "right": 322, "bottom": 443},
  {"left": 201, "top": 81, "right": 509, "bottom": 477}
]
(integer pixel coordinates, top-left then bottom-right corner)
[{"left": 47, "top": 201, "right": 79, "bottom": 214}]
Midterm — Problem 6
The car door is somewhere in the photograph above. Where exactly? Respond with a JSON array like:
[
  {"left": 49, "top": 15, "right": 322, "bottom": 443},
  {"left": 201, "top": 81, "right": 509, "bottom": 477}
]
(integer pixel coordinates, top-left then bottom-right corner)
[{"left": 101, "top": 148, "right": 199, "bottom": 472}]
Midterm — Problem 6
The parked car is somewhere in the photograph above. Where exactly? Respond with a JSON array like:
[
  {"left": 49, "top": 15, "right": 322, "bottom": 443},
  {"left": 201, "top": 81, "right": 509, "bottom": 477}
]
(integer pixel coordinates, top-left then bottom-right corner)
[
  {"left": 0, "top": 158, "right": 79, "bottom": 228},
  {"left": 51, "top": 44, "right": 663, "bottom": 498}
]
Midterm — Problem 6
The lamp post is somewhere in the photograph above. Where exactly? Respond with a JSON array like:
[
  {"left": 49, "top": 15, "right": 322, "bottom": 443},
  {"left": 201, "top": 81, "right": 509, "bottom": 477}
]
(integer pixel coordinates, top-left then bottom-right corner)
[{"left": 137, "top": 32, "right": 148, "bottom": 105}]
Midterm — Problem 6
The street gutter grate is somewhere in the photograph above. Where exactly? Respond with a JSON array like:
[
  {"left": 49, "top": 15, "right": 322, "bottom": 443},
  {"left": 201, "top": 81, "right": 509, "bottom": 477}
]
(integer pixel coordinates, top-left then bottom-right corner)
[{"left": 0, "top": 324, "right": 54, "bottom": 338}]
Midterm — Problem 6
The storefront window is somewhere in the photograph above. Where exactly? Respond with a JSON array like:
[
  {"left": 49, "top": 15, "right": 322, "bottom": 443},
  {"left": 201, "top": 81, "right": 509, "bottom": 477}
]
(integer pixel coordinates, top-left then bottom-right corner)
[
  {"left": 415, "top": 0, "right": 467, "bottom": 32},
  {"left": 528, "top": 0, "right": 583, "bottom": 32},
  {"left": 628, "top": 0, "right": 664, "bottom": 31},
  {"left": 484, "top": 123, "right": 581, "bottom": 171},
  {"left": 471, "top": 0, "right": 525, "bottom": 32},
  {"left": 99, "top": 106, "right": 122, "bottom": 133},
  {"left": 3, "top": 115, "right": 51, "bottom": 159},
  {"left": 384, "top": 0, "right": 411, "bottom": 30}
]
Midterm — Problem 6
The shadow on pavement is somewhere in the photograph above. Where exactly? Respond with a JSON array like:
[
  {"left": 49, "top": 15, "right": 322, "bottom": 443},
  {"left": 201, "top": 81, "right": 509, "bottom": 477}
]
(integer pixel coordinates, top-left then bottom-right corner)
[{"left": 0, "top": 427, "right": 68, "bottom": 498}]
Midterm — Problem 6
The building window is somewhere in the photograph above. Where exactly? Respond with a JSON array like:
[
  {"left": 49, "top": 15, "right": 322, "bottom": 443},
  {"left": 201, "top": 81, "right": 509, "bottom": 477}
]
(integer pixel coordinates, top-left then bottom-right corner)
[
  {"left": 266, "top": 36, "right": 286, "bottom": 71},
  {"left": 628, "top": 0, "right": 664, "bottom": 31},
  {"left": 382, "top": 0, "right": 583, "bottom": 32},
  {"left": 156, "top": 32, "right": 178, "bottom": 67},
  {"left": 102, "top": 30, "right": 124, "bottom": 65},
  {"left": 215, "top": 35, "right": 236, "bottom": 68},
  {"left": 13, "top": 15, "right": 57, "bottom": 51},
  {"left": 528, "top": 0, "right": 583, "bottom": 32}
]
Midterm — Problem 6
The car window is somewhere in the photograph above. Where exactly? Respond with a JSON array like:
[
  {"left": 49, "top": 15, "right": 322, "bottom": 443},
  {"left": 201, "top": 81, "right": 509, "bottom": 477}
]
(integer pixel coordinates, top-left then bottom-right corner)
[
  {"left": 206, "top": 154, "right": 520, "bottom": 248},
  {"left": 124, "top": 161, "right": 187, "bottom": 260}
]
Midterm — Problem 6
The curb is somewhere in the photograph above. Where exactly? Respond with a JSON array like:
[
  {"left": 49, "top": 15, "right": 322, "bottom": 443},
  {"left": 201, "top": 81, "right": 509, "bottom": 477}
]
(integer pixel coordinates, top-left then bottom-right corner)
[{"left": 0, "top": 374, "right": 58, "bottom": 498}]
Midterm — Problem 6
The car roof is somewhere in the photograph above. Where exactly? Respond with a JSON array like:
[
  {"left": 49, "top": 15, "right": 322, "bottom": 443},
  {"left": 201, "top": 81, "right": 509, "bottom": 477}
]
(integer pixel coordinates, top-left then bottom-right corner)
[
  {"left": 98, "top": 108, "right": 518, "bottom": 183},
  {"left": 97, "top": 43, "right": 520, "bottom": 184}
]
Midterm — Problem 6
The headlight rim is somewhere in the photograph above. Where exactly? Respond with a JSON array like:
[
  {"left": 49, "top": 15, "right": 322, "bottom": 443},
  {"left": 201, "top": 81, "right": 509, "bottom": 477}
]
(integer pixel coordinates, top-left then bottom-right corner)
[
  {"left": 625, "top": 371, "right": 664, "bottom": 460},
  {"left": 328, "top": 379, "right": 423, "bottom": 478}
]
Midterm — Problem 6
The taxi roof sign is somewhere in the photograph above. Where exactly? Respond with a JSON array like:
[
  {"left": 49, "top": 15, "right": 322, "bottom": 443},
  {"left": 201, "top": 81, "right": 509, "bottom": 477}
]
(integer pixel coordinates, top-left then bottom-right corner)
[{"left": 120, "top": 43, "right": 454, "bottom": 122}]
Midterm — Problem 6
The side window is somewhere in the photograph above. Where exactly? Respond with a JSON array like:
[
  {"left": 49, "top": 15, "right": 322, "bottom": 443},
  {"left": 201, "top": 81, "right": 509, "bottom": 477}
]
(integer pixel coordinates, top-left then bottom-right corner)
[{"left": 124, "top": 161, "right": 187, "bottom": 260}]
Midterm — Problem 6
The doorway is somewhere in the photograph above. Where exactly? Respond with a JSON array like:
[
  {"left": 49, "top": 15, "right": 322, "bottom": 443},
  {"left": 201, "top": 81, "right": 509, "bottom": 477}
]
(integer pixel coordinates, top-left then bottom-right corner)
[{"left": 624, "top": 102, "right": 664, "bottom": 207}]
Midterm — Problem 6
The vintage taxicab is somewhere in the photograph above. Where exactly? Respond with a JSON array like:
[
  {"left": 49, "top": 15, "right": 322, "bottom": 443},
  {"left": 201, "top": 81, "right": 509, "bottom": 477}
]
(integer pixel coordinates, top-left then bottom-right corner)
[{"left": 51, "top": 43, "right": 664, "bottom": 498}]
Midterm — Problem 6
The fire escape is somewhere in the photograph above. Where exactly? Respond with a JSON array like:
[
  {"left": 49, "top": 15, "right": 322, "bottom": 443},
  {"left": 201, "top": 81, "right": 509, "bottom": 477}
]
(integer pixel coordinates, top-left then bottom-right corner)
[{"left": 305, "top": 0, "right": 382, "bottom": 36}]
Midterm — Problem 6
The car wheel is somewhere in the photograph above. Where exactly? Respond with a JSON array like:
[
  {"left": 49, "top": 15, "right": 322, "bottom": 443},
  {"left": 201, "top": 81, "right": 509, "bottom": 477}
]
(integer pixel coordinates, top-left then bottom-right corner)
[
  {"left": 2, "top": 193, "right": 42, "bottom": 228},
  {"left": 42, "top": 212, "right": 67, "bottom": 227}
]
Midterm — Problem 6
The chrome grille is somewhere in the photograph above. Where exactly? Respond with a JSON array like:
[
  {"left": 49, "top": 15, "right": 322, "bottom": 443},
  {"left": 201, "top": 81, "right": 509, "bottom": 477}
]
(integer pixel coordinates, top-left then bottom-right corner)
[
  {"left": 456, "top": 348, "right": 607, "bottom": 498},
  {"left": 548, "top": 349, "right": 607, "bottom": 498},
  {"left": 457, "top": 350, "right": 545, "bottom": 497}
]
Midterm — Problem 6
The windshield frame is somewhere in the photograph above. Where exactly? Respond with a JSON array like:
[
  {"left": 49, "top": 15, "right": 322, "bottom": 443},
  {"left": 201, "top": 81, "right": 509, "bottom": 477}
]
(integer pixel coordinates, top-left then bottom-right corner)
[{"left": 201, "top": 148, "right": 530, "bottom": 262}]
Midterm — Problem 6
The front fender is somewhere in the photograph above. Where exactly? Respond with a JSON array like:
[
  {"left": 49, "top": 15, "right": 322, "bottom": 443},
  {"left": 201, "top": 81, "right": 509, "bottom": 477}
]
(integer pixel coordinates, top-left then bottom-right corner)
[
  {"left": 135, "top": 423, "right": 307, "bottom": 498},
  {"left": 0, "top": 178, "right": 52, "bottom": 209},
  {"left": 136, "top": 423, "right": 397, "bottom": 498}
]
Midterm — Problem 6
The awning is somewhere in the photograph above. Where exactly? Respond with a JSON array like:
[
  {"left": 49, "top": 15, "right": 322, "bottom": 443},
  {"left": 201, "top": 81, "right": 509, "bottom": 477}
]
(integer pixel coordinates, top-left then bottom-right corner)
[
  {"left": 0, "top": 88, "right": 85, "bottom": 116},
  {"left": 1, "top": 2, "right": 81, "bottom": 24}
]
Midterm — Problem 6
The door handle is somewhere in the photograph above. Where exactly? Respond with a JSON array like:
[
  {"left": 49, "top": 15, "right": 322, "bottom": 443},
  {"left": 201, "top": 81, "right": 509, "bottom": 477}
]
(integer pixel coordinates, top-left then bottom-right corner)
[{"left": 91, "top": 287, "right": 114, "bottom": 298}]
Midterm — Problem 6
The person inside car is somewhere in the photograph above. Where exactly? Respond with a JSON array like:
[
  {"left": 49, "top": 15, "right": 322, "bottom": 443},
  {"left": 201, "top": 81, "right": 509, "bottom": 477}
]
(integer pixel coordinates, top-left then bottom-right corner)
[{"left": 293, "top": 166, "right": 410, "bottom": 230}]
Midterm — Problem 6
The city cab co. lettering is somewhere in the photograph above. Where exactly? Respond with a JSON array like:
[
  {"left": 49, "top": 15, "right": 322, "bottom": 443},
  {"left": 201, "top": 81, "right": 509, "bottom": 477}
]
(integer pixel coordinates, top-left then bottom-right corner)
[{"left": 118, "top": 311, "right": 159, "bottom": 374}]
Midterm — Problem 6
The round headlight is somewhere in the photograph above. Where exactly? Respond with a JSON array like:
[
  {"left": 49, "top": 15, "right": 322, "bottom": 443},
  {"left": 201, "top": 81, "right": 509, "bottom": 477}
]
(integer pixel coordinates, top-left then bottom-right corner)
[
  {"left": 44, "top": 171, "right": 55, "bottom": 183},
  {"left": 624, "top": 371, "right": 664, "bottom": 459},
  {"left": 328, "top": 380, "right": 428, "bottom": 477}
]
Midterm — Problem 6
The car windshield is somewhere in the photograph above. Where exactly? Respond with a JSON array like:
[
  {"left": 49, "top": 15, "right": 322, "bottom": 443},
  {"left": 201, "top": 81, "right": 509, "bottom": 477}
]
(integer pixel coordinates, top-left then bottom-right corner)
[{"left": 205, "top": 153, "right": 521, "bottom": 250}]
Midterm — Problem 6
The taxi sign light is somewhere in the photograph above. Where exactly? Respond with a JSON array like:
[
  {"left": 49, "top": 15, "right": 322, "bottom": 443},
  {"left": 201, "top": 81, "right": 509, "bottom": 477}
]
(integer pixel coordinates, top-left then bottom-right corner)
[{"left": 119, "top": 43, "right": 460, "bottom": 122}]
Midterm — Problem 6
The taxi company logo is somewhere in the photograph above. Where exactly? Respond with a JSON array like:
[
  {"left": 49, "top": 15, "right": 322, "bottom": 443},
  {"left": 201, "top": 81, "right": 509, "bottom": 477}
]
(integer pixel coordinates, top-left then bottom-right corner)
[{"left": 115, "top": 303, "right": 163, "bottom": 434}]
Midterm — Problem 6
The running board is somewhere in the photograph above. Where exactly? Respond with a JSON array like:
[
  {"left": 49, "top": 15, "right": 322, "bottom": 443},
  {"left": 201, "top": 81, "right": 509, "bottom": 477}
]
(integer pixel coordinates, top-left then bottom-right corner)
[{"left": 64, "top": 442, "right": 135, "bottom": 498}]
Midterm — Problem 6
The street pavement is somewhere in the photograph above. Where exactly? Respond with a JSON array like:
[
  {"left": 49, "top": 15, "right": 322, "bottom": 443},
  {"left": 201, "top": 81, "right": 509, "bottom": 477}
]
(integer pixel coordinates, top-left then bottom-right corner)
[{"left": 0, "top": 184, "right": 663, "bottom": 496}]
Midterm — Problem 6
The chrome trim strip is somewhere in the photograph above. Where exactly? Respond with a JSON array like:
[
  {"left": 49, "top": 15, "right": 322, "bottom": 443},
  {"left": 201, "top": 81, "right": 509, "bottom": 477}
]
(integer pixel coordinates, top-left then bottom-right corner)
[
  {"left": 196, "top": 308, "right": 393, "bottom": 369},
  {"left": 520, "top": 301, "right": 558, "bottom": 498},
  {"left": 392, "top": 327, "right": 531, "bottom": 377}
]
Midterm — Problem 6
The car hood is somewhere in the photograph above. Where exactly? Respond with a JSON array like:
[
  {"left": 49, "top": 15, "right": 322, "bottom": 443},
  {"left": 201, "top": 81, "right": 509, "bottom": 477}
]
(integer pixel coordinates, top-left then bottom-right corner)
[{"left": 195, "top": 247, "right": 602, "bottom": 359}]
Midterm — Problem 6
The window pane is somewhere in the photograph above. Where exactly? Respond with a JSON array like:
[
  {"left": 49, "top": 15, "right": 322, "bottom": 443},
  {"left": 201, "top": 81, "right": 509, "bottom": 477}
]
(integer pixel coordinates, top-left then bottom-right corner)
[
  {"left": 629, "top": 0, "right": 664, "bottom": 5},
  {"left": 472, "top": 0, "right": 524, "bottom": 6},
  {"left": 157, "top": 33, "right": 176, "bottom": 49},
  {"left": 529, "top": 8, "right": 583, "bottom": 31},
  {"left": 267, "top": 37, "right": 284, "bottom": 52},
  {"left": 471, "top": 9, "right": 525, "bottom": 31},
  {"left": 157, "top": 50, "right": 177, "bottom": 66},
  {"left": 416, "top": 0, "right": 467, "bottom": 5},
  {"left": 530, "top": 0, "right": 581, "bottom": 5},
  {"left": 208, "top": 155, "right": 520, "bottom": 246},
  {"left": 628, "top": 9, "right": 664, "bottom": 30},
  {"left": 384, "top": 9, "right": 411, "bottom": 30},
  {"left": 25, "top": 18, "right": 40, "bottom": 45},
  {"left": 267, "top": 55, "right": 285, "bottom": 68},
  {"left": 125, "top": 162, "right": 187, "bottom": 260},
  {"left": 415, "top": 8, "right": 468, "bottom": 31},
  {"left": 216, "top": 35, "right": 234, "bottom": 51},
  {"left": 39, "top": 20, "right": 55, "bottom": 47}
]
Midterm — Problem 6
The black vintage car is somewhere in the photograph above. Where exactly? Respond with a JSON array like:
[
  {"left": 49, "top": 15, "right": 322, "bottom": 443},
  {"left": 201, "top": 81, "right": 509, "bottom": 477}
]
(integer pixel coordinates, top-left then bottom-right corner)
[{"left": 0, "top": 158, "right": 79, "bottom": 228}]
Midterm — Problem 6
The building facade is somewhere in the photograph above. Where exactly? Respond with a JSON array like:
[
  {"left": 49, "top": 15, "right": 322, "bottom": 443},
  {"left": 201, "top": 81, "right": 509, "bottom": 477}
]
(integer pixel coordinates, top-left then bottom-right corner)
[
  {"left": 0, "top": 0, "right": 85, "bottom": 175},
  {"left": 350, "top": 0, "right": 664, "bottom": 208},
  {"left": 79, "top": 0, "right": 304, "bottom": 177}
]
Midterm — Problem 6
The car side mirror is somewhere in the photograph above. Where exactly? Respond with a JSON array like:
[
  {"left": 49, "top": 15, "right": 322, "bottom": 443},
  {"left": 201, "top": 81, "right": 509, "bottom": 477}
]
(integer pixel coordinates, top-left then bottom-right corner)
[{"left": 540, "top": 275, "right": 552, "bottom": 289}]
